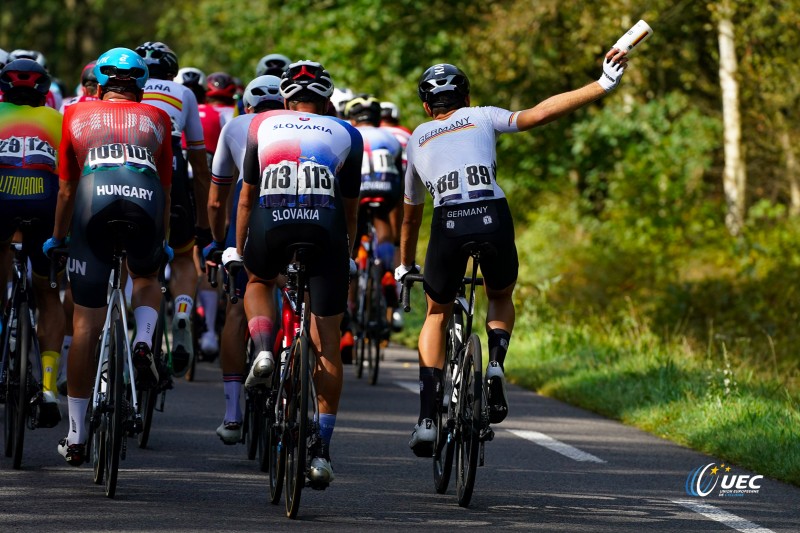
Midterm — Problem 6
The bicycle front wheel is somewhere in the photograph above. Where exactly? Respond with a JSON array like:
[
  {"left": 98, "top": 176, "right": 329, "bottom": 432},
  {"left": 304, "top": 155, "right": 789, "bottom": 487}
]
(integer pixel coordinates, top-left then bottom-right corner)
[
  {"left": 104, "top": 307, "right": 126, "bottom": 498},
  {"left": 455, "top": 333, "right": 482, "bottom": 507},
  {"left": 285, "top": 334, "right": 309, "bottom": 519},
  {"left": 10, "top": 303, "right": 30, "bottom": 469}
]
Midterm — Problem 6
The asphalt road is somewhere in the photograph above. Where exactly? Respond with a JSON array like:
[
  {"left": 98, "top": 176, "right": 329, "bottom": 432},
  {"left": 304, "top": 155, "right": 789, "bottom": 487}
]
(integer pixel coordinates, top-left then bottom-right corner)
[{"left": 2, "top": 345, "right": 798, "bottom": 531}]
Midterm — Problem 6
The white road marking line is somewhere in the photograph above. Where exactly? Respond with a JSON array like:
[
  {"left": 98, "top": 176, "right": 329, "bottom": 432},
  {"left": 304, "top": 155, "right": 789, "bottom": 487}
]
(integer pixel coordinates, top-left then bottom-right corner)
[
  {"left": 506, "top": 429, "right": 606, "bottom": 463},
  {"left": 671, "top": 499, "right": 774, "bottom": 533},
  {"left": 395, "top": 380, "right": 419, "bottom": 394}
]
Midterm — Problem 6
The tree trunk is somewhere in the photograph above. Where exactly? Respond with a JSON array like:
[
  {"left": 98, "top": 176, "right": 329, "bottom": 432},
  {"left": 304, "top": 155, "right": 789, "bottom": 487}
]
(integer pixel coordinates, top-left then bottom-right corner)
[{"left": 717, "top": 2, "right": 746, "bottom": 236}]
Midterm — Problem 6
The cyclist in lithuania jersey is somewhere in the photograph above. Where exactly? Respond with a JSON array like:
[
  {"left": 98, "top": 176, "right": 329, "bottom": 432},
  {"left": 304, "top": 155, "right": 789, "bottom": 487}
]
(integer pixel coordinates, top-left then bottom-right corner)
[
  {"left": 203, "top": 75, "right": 285, "bottom": 444},
  {"left": 0, "top": 59, "right": 64, "bottom": 428},
  {"left": 44, "top": 47, "right": 173, "bottom": 466},
  {"left": 397, "top": 49, "right": 630, "bottom": 456},
  {"left": 136, "top": 41, "right": 212, "bottom": 377},
  {"left": 225, "top": 60, "right": 362, "bottom": 485}
]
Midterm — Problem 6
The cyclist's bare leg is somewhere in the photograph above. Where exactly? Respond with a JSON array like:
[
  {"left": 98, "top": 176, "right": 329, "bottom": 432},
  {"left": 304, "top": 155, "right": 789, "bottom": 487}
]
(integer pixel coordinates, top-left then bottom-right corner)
[
  {"left": 417, "top": 295, "right": 454, "bottom": 369},
  {"left": 169, "top": 253, "right": 199, "bottom": 307},
  {"left": 220, "top": 302, "right": 247, "bottom": 375},
  {"left": 130, "top": 274, "right": 163, "bottom": 311},
  {"left": 31, "top": 275, "right": 65, "bottom": 352},
  {"left": 67, "top": 305, "right": 106, "bottom": 398},
  {"left": 243, "top": 276, "right": 277, "bottom": 328},
  {"left": 310, "top": 312, "right": 344, "bottom": 414},
  {"left": 485, "top": 281, "right": 516, "bottom": 334}
]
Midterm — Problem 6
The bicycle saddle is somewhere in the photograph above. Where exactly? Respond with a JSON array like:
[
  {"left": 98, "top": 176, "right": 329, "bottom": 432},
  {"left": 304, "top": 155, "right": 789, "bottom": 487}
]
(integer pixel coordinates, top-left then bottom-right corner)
[{"left": 460, "top": 241, "right": 498, "bottom": 257}]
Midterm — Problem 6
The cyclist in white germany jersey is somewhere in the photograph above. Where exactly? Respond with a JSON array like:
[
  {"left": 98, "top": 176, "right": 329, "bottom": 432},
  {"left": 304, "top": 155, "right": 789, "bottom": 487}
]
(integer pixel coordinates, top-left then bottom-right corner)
[{"left": 397, "top": 47, "right": 630, "bottom": 456}]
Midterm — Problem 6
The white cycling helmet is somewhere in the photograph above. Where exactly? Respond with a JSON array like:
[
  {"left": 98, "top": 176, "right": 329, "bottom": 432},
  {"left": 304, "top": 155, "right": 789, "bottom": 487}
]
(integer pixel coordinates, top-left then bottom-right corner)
[
  {"left": 380, "top": 101, "right": 400, "bottom": 121},
  {"left": 9, "top": 49, "right": 46, "bottom": 69},
  {"left": 174, "top": 67, "right": 206, "bottom": 88},
  {"left": 0, "top": 48, "right": 8, "bottom": 70},
  {"left": 256, "top": 53, "right": 291, "bottom": 77},
  {"left": 330, "top": 86, "right": 354, "bottom": 115},
  {"left": 243, "top": 75, "right": 283, "bottom": 109}
]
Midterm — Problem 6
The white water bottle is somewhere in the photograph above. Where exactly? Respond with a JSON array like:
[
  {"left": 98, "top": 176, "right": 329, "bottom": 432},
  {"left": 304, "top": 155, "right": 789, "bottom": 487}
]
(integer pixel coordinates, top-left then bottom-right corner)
[{"left": 613, "top": 20, "right": 653, "bottom": 56}]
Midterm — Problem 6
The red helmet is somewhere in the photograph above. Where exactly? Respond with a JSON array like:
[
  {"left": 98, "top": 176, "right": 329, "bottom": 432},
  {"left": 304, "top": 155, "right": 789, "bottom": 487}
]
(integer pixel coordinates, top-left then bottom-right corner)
[
  {"left": 206, "top": 72, "right": 236, "bottom": 99},
  {"left": 81, "top": 61, "right": 98, "bottom": 85}
]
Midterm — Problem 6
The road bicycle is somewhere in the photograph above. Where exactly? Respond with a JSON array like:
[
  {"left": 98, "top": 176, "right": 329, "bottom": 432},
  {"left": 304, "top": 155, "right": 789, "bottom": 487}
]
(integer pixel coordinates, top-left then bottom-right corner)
[
  {"left": 401, "top": 242, "right": 496, "bottom": 507},
  {"left": 85, "top": 220, "right": 149, "bottom": 498},
  {"left": 230, "top": 243, "right": 324, "bottom": 519},
  {"left": 353, "top": 200, "right": 389, "bottom": 385},
  {"left": 1, "top": 219, "right": 61, "bottom": 469}
]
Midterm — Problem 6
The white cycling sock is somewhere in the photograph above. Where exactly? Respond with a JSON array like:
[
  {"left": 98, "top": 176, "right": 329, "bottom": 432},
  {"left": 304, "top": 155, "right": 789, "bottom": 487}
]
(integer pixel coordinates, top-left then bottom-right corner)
[
  {"left": 67, "top": 396, "right": 90, "bottom": 445},
  {"left": 198, "top": 290, "right": 218, "bottom": 334},
  {"left": 132, "top": 306, "right": 158, "bottom": 348},
  {"left": 174, "top": 294, "right": 194, "bottom": 318}
]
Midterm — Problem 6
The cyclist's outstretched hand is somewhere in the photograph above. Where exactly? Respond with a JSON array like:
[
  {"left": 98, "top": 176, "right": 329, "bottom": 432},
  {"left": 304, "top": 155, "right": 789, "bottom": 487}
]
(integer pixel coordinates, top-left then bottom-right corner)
[
  {"left": 222, "top": 247, "right": 243, "bottom": 269},
  {"left": 395, "top": 263, "right": 420, "bottom": 282},
  {"left": 42, "top": 236, "right": 65, "bottom": 258},
  {"left": 597, "top": 48, "right": 629, "bottom": 92}
]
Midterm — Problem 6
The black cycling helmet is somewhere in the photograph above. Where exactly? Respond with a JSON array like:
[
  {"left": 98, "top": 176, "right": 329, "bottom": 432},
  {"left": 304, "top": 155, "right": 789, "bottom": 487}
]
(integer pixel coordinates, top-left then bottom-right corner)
[
  {"left": 0, "top": 58, "right": 51, "bottom": 95},
  {"left": 81, "top": 61, "right": 98, "bottom": 85},
  {"left": 418, "top": 63, "right": 470, "bottom": 106},
  {"left": 256, "top": 53, "right": 291, "bottom": 77},
  {"left": 344, "top": 94, "right": 382, "bottom": 124},
  {"left": 280, "top": 60, "right": 334, "bottom": 102},
  {"left": 135, "top": 41, "right": 179, "bottom": 80}
]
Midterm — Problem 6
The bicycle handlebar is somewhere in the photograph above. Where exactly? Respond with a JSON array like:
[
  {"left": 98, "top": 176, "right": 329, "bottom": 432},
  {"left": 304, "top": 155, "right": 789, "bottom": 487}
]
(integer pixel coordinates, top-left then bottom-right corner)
[
  {"left": 206, "top": 250, "right": 224, "bottom": 287},
  {"left": 401, "top": 273, "right": 485, "bottom": 313},
  {"left": 223, "top": 259, "right": 245, "bottom": 304}
]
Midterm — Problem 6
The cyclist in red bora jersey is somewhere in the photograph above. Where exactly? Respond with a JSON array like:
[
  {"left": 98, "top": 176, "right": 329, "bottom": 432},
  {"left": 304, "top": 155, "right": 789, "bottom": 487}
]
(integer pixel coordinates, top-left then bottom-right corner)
[
  {"left": 175, "top": 66, "right": 225, "bottom": 359},
  {"left": 136, "top": 41, "right": 212, "bottom": 377},
  {"left": 203, "top": 75, "right": 285, "bottom": 444},
  {"left": 398, "top": 49, "right": 630, "bottom": 455},
  {"left": 344, "top": 95, "right": 403, "bottom": 337},
  {"left": 44, "top": 48, "right": 173, "bottom": 465},
  {"left": 0, "top": 59, "right": 65, "bottom": 428},
  {"left": 226, "top": 61, "right": 363, "bottom": 484},
  {"left": 60, "top": 61, "right": 100, "bottom": 112}
]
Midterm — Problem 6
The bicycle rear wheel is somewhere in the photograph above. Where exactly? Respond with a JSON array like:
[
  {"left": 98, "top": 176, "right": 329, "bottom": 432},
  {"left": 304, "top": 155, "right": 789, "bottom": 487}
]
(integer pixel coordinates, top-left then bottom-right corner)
[
  {"left": 91, "top": 335, "right": 107, "bottom": 485},
  {"left": 104, "top": 306, "right": 125, "bottom": 498},
  {"left": 434, "top": 312, "right": 462, "bottom": 493},
  {"left": 267, "top": 348, "right": 286, "bottom": 503},
  {"left": 138, "top": 300, "right": 165, "bottom": 449},
  {"left": 9, "top": 303, "right": 30, "bottom": 469},
  {"left": 455, "top": 333, "right": 482, "bottom": 507},
  {"left": 284, "top": 334, "right": 309, "bottom": 519}
]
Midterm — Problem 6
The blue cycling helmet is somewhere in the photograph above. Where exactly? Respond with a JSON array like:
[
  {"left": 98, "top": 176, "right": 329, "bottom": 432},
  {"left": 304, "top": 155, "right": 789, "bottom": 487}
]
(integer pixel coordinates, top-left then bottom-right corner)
[{"left": 94, "top": 47, "right": 149, "bottom": 89}]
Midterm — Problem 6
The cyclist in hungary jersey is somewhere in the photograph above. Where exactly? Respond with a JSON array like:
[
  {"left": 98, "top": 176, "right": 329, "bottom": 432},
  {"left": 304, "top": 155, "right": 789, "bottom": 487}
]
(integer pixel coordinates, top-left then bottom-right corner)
[
  {"left": 225, "top": 60, "right": 362, "bottom": 485},
  {"left": 202, "top": 75, "right": 285, "bottom": 444},
  {"left": 0, "top": 59, "right": 65, "bottom": 429},
  {"left": 44, "top": 47, "right": 173, "bottom": 466},
  {"left": 397, "top": 47, "right": 630, "bottom": 456},
  {"left": 136, "top": 41, "right": 212, "bottom": 377}
]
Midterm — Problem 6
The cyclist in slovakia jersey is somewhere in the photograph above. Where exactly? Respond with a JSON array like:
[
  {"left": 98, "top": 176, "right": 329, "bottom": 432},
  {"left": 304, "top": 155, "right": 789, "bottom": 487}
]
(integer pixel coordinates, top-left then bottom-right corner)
[
  {"left": 226, "top": 60, "right": 362, "bottom": 485},
  {"left": 60, "top": 61, "right": 100, "bottom": 112},
  {"left": 397, "top": 48, "right": 630, "bottom": 456},
  {"left": 344, "top": 94, "right": 403, "bottom": 335},
  {"left": 136, "top": 41, "right": 212, "bottom": 376},
  {"left": 202, "top": 75, "right": 285, "bottom": 444},
  {"left": 0, "top": 59, "right": 65, "bottom": 428},
  {"left": 45, "top": 48, "right": 173, "bottom": 466}
]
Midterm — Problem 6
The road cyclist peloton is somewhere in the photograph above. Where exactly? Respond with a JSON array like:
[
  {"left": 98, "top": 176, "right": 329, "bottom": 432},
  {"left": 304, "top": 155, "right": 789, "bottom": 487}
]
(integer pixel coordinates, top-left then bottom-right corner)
[
  {"left": 343, "top": 94, "right": 404, "bottom": 339},
  {"left": 135, "top": 41, "right": 212, "bottom": 378},
  {"left": 60, "top": 61, "right": 100, "bottom": 112},
  {"left": 43, "top": 47, "right": 174, "bottom": 465},
  {"left": 223, "top": 60, "right": 363, "bottom": 484},
  {"left": 203, "top": 74, "right": 286, "bottom": 444},
  {"left": 174, "top": 65, "right": 224, "bottom": 361},
  {"left": 396, "top": 45, "right": 632, "bottom": 456},
  {"left": 0, "top": 58, "right": 65, "bottom": 429}
]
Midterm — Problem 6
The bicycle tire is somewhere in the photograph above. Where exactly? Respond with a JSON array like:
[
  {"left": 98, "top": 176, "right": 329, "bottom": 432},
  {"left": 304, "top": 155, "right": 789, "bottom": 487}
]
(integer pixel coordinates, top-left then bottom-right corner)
[
  {"left": 267, "top": 350, "right": 285, "bottom": 503},
  {"left": 354, "top": 266, "right": 370, "bottom": 379},
  {"left": 92, "top": 335, "right": 106, "bottom": 485},
  {"left": 104, "top": 307, "right": 125, "bottom": 498},
  {"left": 367, "top": 267, "right": 383, "bottom": 386},
  {"left": 455, "top": 333, "right": 482, "bottom": 508},
  {"left": 2, "top": 331, "right": 13, "bottom": 458},
  {"left": 138, "top": 300, "right": 165, "bottom": 449},
  {"left": 245, "top": 390, "right": 261, "bottom": 460},
  {"left": 10, "top": 302, "right": 30, "bottom": 469},
  {"left": 434, "top": 313, "right": 462, "bottom": 493},
  {"left": 285, "top": 334, "right": 309, "bottom": 519}
]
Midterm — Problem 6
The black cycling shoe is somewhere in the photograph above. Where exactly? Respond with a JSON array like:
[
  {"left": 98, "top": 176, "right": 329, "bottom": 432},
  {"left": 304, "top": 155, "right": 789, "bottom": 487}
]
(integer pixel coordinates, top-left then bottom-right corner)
[
  {"left": 37, "top": 395, "right": 62, "bottom": 429},
  {"left": 133, "top": 342, "right": 159, "bottom": 390}
]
